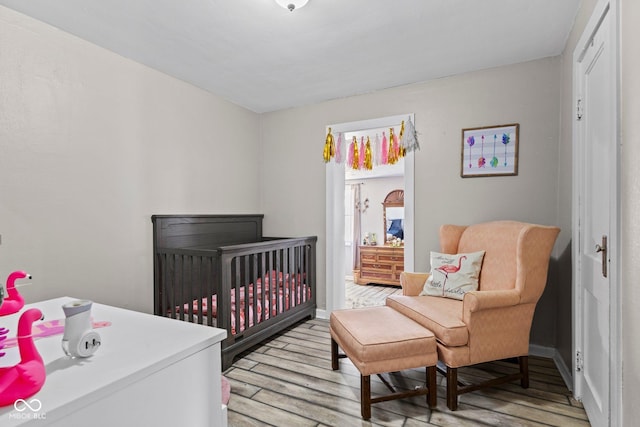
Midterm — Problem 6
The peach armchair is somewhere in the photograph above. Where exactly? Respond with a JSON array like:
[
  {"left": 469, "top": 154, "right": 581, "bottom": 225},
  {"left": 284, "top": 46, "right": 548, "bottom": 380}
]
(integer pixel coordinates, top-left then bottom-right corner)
[{"left": 386, "top": 221, "right": 560, "bottom": 410}]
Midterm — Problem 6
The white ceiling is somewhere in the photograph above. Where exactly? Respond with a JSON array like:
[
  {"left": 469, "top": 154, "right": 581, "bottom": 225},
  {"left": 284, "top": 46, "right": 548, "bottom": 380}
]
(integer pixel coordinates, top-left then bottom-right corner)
[{"left": 0, "top": 0, "right": 581, "bottom": 113}]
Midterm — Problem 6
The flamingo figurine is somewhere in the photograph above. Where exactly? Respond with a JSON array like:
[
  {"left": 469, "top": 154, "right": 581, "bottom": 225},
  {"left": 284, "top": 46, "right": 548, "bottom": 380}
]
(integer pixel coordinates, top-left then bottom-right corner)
[
  {"left": 0, "top": 308, "right": 46, "bottom": 407},
  {"left": 0, "top": 271, "right": 31, "bottom": 316},
  {"left": 435, "top": 256, "right": 467, "bottom": 296}
]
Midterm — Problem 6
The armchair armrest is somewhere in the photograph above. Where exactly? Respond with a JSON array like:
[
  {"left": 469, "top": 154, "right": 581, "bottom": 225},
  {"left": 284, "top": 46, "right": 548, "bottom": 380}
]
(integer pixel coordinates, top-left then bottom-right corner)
[
  {"left": 463, "top": 289, "right": 521, "bottom": 312},
  {"left": 399, "top": 272, "right": 429, "bottom": 296}
]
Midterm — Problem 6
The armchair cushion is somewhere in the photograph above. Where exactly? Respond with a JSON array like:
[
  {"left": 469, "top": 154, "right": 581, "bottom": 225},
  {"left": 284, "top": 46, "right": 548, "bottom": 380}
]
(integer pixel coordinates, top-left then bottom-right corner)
[
  {"left": 420, "top": 250, "right": 485, "bottom": 300},
  {"left": 386, "top": 295, "right": 468, "bottom": 347}
]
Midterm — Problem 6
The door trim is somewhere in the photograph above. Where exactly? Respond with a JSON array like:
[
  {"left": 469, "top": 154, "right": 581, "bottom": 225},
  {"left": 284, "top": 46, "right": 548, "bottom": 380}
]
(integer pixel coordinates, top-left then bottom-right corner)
[
  {"left": 571, "top": 0, "right": 621, "bottom": 425},
  {"left": 325, "top": 114, "right": 415, "bottom": 315}
]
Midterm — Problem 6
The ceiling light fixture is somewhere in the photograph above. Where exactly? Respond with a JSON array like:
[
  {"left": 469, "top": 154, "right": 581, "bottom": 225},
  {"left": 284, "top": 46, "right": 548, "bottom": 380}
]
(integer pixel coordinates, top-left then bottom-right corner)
[{"left": 275, "top": 0, "right": 309, "bottom": 12}]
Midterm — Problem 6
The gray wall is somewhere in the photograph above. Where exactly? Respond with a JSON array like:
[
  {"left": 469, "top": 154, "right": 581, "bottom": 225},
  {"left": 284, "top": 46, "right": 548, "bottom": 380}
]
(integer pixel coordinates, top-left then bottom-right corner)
[
  {"left": 260, "top": 57, "right": 563, "bottom": 348},
  {"left": 0, "top": 6, "right": 261, "bottom": 312}
]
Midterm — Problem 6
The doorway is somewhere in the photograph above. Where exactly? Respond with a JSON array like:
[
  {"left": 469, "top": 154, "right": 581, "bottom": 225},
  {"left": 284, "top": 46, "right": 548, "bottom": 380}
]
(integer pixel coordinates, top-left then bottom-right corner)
[{"left": 325, "top": 114, "right": 415, "bottom": 314}]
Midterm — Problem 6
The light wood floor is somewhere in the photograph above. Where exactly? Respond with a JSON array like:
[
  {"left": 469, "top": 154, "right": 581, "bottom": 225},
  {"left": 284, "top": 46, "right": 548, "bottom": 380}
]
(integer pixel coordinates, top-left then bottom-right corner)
[{"left": 224, "top": 318, "right": 590, "bottom": 426}]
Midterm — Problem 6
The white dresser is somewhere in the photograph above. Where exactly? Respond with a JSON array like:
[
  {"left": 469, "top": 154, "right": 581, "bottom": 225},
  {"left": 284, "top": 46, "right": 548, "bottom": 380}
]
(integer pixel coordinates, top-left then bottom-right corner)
[{"left": 0, "top": 297, "right": 227, "bottom": 426}]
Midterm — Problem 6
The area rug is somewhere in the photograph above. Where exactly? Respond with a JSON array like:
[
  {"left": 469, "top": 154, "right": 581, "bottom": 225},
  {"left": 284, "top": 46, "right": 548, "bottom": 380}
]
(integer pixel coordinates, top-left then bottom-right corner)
[{"left": 345, "top": 280, "right": 403, "bottom": 308}]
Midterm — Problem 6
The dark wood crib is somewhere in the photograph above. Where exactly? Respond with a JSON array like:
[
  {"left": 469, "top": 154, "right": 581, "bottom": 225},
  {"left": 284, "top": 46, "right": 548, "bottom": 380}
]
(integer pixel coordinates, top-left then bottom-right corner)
[{"left": 152, "top": 214, "right": 317, "bottom": 370}]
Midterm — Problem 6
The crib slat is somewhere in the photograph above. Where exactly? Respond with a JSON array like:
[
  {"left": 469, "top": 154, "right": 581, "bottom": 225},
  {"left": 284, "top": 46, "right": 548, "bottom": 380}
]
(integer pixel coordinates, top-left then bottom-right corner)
[
  {"left": 194, "top": 256, "right": 202, "bottom": 324},
  {"left": 276, "top": 249, "right": 282, "bottom": 314},
  {"left": 251, "top": 254, "right": 257, "bottom": 327},
  {"left": 209, "top": 252, "right": 217, "bottom": 328},
  {"left": 236, "top": 257, "right": 244, "bottom": 335},
  {"left": 284, "top": 247, "right": 290, "bottom": 310}
]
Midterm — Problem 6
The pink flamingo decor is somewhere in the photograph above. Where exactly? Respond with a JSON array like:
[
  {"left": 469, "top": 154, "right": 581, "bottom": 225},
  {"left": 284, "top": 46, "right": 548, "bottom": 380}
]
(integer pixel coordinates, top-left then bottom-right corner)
[
  {"left": 435, "top": 256, "right": 466, "bottom": 296},
  {"left": 0, "top": 271, "right": 31, "bottom": 317},
  {"left": 0, "top": 308, "right": 46, "bottom": 407}
]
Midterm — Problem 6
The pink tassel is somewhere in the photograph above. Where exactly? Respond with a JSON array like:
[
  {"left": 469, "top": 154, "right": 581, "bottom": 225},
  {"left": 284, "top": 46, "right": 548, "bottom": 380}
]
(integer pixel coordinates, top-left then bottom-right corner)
[
  {"left": 335, "top": 133, "right": 343, "bottom": 164},
  {"left": 347, "top": 139, "right": 354, "bottom": 166},
  {"left": 381, "top": 132, "right": 388, "bottom": 165},
  {"left": 359, "top": 137, "right": 365, "bottom": 169}
]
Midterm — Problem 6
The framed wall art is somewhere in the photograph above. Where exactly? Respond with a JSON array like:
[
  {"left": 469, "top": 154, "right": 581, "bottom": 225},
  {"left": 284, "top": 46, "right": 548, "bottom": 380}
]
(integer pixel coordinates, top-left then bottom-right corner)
[{"left": 461, "top": 123, "right": 519, "bottom": 178}]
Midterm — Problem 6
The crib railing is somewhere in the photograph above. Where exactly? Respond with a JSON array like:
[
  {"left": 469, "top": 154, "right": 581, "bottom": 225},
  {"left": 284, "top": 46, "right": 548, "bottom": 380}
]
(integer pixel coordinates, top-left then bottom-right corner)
[
  {"left": 154, "top": 247, "right": 220, "bottom": 326},
  {"left": 154, "top": 236, "right": 317, "bottom": 348},
  {"left": 218, "top": 236, "right": 317, "bottom": 342}
]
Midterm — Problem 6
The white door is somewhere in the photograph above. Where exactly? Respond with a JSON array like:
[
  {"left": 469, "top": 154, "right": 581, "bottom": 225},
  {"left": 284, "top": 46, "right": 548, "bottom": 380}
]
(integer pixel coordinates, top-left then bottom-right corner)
[{"left": 574, "top": 2, "right": 618, "bottom": 426}]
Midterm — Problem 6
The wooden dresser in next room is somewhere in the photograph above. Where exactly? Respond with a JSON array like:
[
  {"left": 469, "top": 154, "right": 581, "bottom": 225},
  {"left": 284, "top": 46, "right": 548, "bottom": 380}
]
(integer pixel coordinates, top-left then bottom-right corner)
[{"left": 355, "top": 245, "right": 404, "bottom": 286}]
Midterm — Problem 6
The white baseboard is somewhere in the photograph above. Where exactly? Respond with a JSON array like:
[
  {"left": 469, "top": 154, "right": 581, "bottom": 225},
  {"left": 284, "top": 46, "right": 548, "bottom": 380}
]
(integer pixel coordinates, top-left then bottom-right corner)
[
  {"left": 553, "top": 351, "right": 573, "bottom": 392},
  {"left": 315, "top": 309, "right": 328, "bottom": 319},
  {"left": 529, "top": 344, "right": 573, "bottom": 391},
  {"left": 221, "top": 404, "right": 228, "bottom": 427},
  {"left": 529, "top": 343, "right": 555, "bottom": 358}
]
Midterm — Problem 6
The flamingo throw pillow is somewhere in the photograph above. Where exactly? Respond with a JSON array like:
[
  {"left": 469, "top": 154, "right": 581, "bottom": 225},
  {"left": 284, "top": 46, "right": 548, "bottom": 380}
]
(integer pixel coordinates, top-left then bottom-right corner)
[{"left": 420, "top": 250, "right": 485, "bottom": 300}]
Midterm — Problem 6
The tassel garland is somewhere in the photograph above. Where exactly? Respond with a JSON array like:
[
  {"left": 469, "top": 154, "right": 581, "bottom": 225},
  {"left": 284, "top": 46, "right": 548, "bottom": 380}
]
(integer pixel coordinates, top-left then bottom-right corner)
[
  {"left": 322, "top": 116, "right": 420, "bottom": 169},
  {"left": 402, "top": 117, "right": 420, "bottom": 152},
  {"left": 364, "top": 136, "right": 373, "bottom": 170},
  {"left": 381, "top": 131, "right": 388, "bottom": 165},
  {"left": 323, "top": 128, "right": 335, "bottom": 163},
  {"left": 347, "top": 136, "right": 355, "bottom": 167},
  {"left": 335, "top": 132, "right": 343, "bottom": 163},
  {"left": 388, "top": 127, "right": 398, "bottom": 165},
  {"left": 351, "top": 136, "right": 360, "bottom": 170}
]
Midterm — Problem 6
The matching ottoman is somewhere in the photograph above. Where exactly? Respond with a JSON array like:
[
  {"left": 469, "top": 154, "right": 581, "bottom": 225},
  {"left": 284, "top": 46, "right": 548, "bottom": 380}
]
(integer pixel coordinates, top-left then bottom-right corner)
[{"left": 330, "top": 306, "right": 438, "bottom": 419}]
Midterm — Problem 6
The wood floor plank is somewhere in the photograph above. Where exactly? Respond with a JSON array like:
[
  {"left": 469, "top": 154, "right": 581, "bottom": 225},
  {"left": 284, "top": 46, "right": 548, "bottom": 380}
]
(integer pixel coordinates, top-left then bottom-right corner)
[
  {"left": 430, "top": 404, "right": 552, "bottom": 427},
  {"left": 474, "top": 388, "right": 589, "bottom": 420},
  {"left": 459, "top": 392, "right": 591, "bottom": 426},
  {"left": 262, "top": 346, "right": 330, "bottom": 369},
  {"left": 227, "top": 393, "right": 317, "bottom": 426},
  {"left": 226, "top": 373, "right": 261, "bottom": 398},
  {"left": 227, "top": 410, "right": 274, "bottom": 427},
  {"left": 254, "top": 388, "right": 406, "bottom": 427},
  {"left": 227, "top": 362, "right": 410, "bottom": 426},
  {"left": 270, "top": 333, "right": 328, "bottom": 351},
  {"left": 226, "top": 307, "right": 590, "bottom": 427},
  {"left": 282, "top": 327, "right": 331, "bottom": 341}
]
